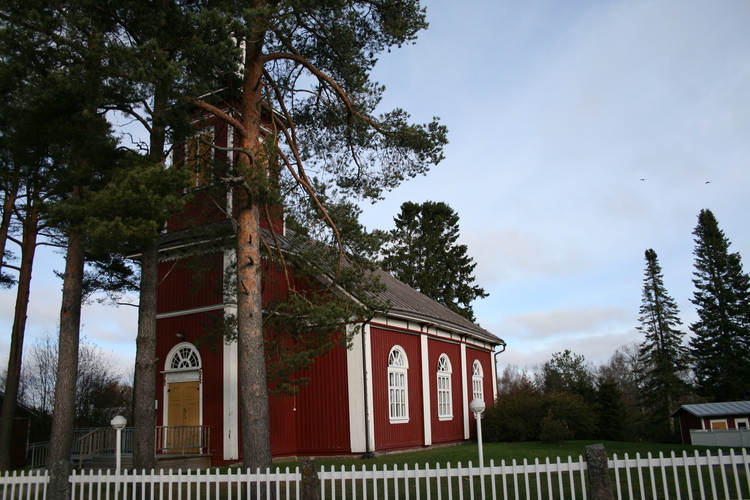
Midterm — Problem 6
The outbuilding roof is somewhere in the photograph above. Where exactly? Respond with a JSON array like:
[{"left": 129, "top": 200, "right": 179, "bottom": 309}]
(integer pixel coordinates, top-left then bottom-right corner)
[
  {"left": 670, "top": 401, "right": 750, "bottom": 418},
  {"left": 0, "top": 391, "right": 41, "bottom": 419}
]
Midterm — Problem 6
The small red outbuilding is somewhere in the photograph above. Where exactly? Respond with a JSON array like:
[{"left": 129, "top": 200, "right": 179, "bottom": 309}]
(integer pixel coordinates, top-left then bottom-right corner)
[{"left": 670, "top": 401, "right": 750, "bottom": 444}]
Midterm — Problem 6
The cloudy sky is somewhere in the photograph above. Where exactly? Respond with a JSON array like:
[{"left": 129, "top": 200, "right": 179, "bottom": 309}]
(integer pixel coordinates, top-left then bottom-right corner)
[{"left": 2, "top": 0, "right": 749, "bottom": 378}]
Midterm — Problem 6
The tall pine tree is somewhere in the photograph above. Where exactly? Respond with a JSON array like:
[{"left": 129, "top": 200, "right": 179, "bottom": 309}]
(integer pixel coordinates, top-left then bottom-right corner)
[
  {"left": 95, "top": 1, "right": 234, "bottom": 472},
  {"left": 2, "top": 0, "right": 447, "bottom": 474},
  {"left": 689, "top": 209, "right": 750, "bottom": 401},
  {"left": 635, "top": 249, "right": 691, "bottom": 442},
  {"left": 0, "top": 0, "right": 120, "bottom": 470},
  {"left": 183, "top": 0, "right": 447, "bottom": 471},
  {"left": 382, "top": 201, "right": 487, "bottom": 321}
]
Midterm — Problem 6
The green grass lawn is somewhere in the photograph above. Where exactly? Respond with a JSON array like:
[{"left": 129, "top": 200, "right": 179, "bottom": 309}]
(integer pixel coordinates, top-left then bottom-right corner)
[
  {"left": 286, "top": 440, "right": 748, "bottom": 471},
  {"left": 260, "top": 441, "right": 749, "bottom": 500},
  {"left": 60, "top": 442, "right": 750, "bottom": 500}
]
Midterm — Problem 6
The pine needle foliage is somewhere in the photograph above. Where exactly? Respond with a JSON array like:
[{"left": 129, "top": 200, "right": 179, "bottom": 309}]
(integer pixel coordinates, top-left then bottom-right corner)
[
  {"left": 689, "top": 209, "right": 750, "bottom": 401},
  {"left": 635, "top": 249, "right": 691, "bottom": 441},
  {"left": 382, "top": 201, "right": 487, "bottom": 321}
]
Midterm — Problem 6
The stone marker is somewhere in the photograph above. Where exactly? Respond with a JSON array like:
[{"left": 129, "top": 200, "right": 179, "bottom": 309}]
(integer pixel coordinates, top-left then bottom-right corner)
[
  {"left": 586, "top": 443, "right": 614, "bottom": 500},
  {"left": 301, "top": 459, "right": 320, "bottom": 500}
]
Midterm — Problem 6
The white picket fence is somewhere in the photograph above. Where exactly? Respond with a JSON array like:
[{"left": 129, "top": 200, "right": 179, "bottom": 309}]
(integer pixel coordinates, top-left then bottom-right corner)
[
  {"left": 610, "top": 449, "right": 750, "bottom": 500},
  {"left": 317, "top": 455, "right": 589, "bottom": 500},
  {"left": 2, "top": 448, "right": 749, "bottom": 500}
]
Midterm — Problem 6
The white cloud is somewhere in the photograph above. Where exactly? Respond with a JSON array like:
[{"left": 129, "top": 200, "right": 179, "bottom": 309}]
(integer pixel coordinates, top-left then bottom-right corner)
[
  {"left": 496, "top": 323, "right": 641, "bottom": 370},
  {"left": 500, "top": 306, "right": 630, "bottom": 340},
  {"left": 461, "top": 229, "right": 586, "bottom": 285}
]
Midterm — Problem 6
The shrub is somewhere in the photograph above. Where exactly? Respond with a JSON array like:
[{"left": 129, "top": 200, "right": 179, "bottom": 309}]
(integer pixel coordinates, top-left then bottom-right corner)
[
  {"left": 539, "top": 410, "right": 573, "bottom": 444},
  {"left": 542, "top": 392, "right": 598, "bottom": 439},
  {"left": 484, "top": 383, "right": 543, "bottom": 442}
]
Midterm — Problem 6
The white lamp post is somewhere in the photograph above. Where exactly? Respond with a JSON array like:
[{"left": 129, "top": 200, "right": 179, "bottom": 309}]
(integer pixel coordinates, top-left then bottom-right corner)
[
  {"left": 111, "top": 415, "right": 127, "bottom": 495},
  {"left": 470, "top": 398, "right": 486, "bottom": 500},
  {"left": 469, "top": 398, "right": 485, "bottom": 467}
]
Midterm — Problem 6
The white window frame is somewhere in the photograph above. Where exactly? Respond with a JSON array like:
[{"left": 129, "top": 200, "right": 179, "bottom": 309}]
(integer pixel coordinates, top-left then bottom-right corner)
[
  {"left": 388, "top": 346, "right": 409, "bottom": 423},
  {"left": 437, "top": 354, "right": 453, "bottom": 420},
  {"left": 185, "top": 128, "right": 215, "bottom": 188},
  {"left": 169, "top": 343, "right": 201, "bottom": 370},
  {"left": 472, "top": 360, "right": 484, "bottom": 403},
  {"left": 735, "top": 418, "right": 749, "bottom": 428}
]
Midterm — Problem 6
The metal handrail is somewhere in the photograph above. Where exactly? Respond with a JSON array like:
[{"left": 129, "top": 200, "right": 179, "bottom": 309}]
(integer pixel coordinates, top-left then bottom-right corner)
[
  {"left": 74, "top": 427, "right": 130, "bottom": 469},
  {"left": 27, "top": 425, "right": 204, "bottom": 469}
]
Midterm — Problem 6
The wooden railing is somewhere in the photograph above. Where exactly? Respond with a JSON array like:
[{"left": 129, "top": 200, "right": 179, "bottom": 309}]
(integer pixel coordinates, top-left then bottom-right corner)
[
  {"left": 25, "top": 442, "right": 48, "bottom": 470},
  {"left": 155, "top": 425, "right": 210, "bottom": 455},
  {"left": 690, "top": 427, "right": 750, "bottom": 447}
]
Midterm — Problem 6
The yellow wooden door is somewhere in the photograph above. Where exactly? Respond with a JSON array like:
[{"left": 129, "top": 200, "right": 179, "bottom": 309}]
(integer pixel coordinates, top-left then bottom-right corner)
[
  {"left": 710, "top": 421, "right": 728, "bottom": 429},
  {"left": 167, "top": 381, "right": 200, "bottom": 453}
]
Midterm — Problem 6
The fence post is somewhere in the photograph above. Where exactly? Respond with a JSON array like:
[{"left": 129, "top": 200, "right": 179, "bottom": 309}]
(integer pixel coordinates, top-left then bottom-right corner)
[
  {"left": 301, "top": 460, "right": 320, "bottom": 500},
  {"left": 585, "top": 444, "right": 614, "bottom": 500}
]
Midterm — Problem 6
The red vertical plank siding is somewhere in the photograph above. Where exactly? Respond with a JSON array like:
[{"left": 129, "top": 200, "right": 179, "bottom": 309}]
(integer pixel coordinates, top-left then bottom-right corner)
[
  {"left": 428, "top": 340, "right": 463, "bottom": 443},
  {"left": 167, "top": 192, "right": 227, "bottom": 231},
  {"left": 157, "top": 255, "right": 224, "bottom": 313},
  {"left": 295, "top": 344, "right": 351, "bottom": 454},
  {"left": 268, "top": 343, "right": 351, "bottom": 456},
  {"left": 168, "top": 114, "right": 234, "bottom": 233},
  {"left": 155, "top": 312, "right": 225, "bottom": 459},
  {"left": 270, "top": 347, "right": 351, "bottom": 456},
  {"left": 261, "top": 260, "right": 290, "bottom": 305},
  {"left": 268, "top": 392, "right": 298, "bottom": 456},
  {"left": 678, "top": 413, "right": 702, "bottom": 444},
  {"left": 371, "top": 327, "right": 424, "bottom": 450},
  {"left": 465, "top": 347, "right": 493, "bottom": 439}
]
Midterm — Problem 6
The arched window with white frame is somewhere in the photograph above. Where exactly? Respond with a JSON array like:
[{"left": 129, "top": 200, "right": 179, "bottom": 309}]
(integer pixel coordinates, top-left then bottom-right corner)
[
  {"left": 168, "top": 343, "right": 201, "bottom": 371},
  {"left": 472, "top": 360, "right": 484, "bottom": 402},
  {"left": 437, "top": 354, "right": 453, "bottom": 420},
  {"left": 388, "top": 346, "right": 409, "bottom": 423}
]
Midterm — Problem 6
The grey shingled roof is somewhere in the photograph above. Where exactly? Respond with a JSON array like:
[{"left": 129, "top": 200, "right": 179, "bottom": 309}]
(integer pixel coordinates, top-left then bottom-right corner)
[
  {"left": 670, "top": 401, "right": 750, "bottom": 418},
  {"left": 372, "top": 269, "right": 502, "bottom": 345}
]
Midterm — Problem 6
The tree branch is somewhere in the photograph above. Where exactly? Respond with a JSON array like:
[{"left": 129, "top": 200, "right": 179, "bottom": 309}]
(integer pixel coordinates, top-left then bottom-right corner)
[{"left": 190, "top": 99, "right": 249, "bottom": 139}]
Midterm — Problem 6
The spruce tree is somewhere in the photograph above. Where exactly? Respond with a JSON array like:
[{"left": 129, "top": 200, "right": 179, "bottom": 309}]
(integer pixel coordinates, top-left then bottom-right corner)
[
  {"left": 595, "top": 375, "right": 632, "bottom": 442},
  {"left": 635, "top": 249, "right": 691, "bottom": 441},
  {"left": 540, "top": 350, "right": 596, "bottom": 403},
  {"left": 382, "top": 201, "right": 487, "bottom": 321},
  {"left": 689, "top": 209, "right": 750, "bottom": 401}
]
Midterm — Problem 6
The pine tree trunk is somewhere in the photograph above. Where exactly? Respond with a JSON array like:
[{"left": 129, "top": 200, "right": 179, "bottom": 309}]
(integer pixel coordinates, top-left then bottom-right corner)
[
  {"left": 0, "top": 205, "right": 38, "bottom": 470},
  {"left": 236, "top": 27, "right": 272, "bottom": 472},
  {"left": 132, "top": 239, "right": 158, "bottom": 472},
  {"left": 46, "top": 228, "right": 85, "bottom": 500},
  {"left": 130, "top": 81, "right": 169, "bottom": 474},
  {"left": 236, "top": 193, "right": 272, "bottom": 471},
  {"left": 0, "top": 171, "right": 19, "bottom": 274}
]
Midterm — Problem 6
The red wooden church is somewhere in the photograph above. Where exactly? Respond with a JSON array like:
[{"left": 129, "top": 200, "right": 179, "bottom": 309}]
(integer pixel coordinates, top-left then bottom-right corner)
[{"left": 153, "top": 109, "right": 505, "bottom": 464}]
